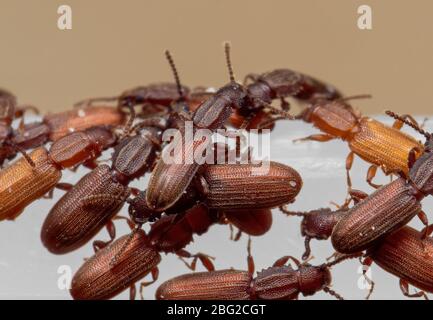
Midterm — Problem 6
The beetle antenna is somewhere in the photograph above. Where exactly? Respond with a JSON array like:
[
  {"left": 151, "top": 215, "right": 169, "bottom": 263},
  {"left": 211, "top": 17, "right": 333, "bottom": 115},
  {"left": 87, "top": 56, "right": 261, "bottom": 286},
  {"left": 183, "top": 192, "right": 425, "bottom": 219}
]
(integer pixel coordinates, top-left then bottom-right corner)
[
  {"left": 279, "top": 205, "right": 306, "bottom": 217},
  {"left": 323, "top": 287, "right": 344, "bottom": 300},
  {"left": 385, "top": 110, "right": 431, "bottom": 140},
  {"left": 224, "top": 42, "right": 235, "bottom": 83},
  {"left": 120, "top": 103, "right": 136, "bottom": 137},
  {"left": 324, "top": 252, "right": 362, "bottom": 268},
  {"left": 338, "top": 94, "right": 372, "bottom": 102},
  {"left": 165, "top": 50, "right": 184, "bottom": 100}
]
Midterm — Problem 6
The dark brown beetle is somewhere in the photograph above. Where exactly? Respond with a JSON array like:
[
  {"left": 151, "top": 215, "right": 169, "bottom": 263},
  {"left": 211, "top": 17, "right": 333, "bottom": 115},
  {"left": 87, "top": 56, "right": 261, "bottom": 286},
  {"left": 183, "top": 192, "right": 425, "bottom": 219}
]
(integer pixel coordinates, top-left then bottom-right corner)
[
  {"left": 363, "top": 225, "right": 433, "bottom": 299},
  {"left": 156, "top": 239, "right": 360, "bottom": 300},
  {"left": 0, "top": 125, "right": 116, "bottom": 221},
  {"left": 331, "top": 111, "right": 433, "bottom": 254}
]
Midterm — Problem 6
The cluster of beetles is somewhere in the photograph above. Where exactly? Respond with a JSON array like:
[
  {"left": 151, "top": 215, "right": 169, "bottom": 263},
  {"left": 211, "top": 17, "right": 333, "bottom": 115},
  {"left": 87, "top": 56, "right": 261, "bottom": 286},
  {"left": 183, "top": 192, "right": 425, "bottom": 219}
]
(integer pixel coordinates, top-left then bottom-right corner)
[{"left": 1, "top": 43, "right": 433, "bottom": 300}]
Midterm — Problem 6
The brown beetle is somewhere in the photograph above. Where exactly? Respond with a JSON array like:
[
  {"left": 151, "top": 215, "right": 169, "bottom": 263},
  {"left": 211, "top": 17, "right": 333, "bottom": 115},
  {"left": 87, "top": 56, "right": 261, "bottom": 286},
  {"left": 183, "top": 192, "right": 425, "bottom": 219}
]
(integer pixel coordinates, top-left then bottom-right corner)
[
  {"left": 0, "top": 126, "right": 116, "bottom": 221},
  {"left": 363, "top": 225, "right": 433, "bottom": 299},
  {"left": 331, "top": 112, "right": 433, "bottom": 254},
  {"left": 296, "top": 98, "right": 424, "bottom": 189},
  {"left": 156, "top": 239, "right": 360, "bottom": 300}
]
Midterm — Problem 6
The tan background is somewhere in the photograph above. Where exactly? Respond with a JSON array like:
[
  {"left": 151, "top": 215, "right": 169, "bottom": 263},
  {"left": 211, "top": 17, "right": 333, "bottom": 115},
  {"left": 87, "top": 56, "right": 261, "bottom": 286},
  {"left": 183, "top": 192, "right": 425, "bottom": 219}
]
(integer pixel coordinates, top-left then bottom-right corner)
[{"left": 1, "top": 0, "right": 432, "bottom": 114}]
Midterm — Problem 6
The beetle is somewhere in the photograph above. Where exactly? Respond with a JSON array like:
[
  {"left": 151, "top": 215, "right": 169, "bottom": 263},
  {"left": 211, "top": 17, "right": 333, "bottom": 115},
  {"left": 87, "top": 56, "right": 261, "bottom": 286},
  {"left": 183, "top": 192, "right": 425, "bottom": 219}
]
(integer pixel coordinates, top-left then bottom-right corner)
[
  {"left": 331, "top": 111, "right": 433, "bottom": 254},
  {"left": 146, "top": 43, "right": 314, "bottom": 212},
  {"left": 0, "top": 125, "right": 116, "bottom": 221},
  {"left": 128, "top": 161, "right": 302, "bottom": 225},
  {"left": 363, "top": 225, "right": 433, "bottom": 300},
  {"left": 156, "top": 239, "right": 360, "bottom": 300},
  {"left": 296, "top": 98, "right": 424, "bottom": 189}
]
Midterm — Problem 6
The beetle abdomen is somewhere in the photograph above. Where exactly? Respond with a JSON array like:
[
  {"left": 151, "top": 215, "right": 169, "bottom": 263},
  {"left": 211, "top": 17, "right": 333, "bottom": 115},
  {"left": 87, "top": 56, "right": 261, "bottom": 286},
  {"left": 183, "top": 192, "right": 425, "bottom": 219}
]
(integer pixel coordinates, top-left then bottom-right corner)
[
  {"left": 203, "top": 162, "right": 302, "bottom": 210},
  {"left": 71, "top": 230, "right": 160, "bottom": 300},
  {"left": 367, "top": 226, "right": 433, "bottom": 293},
  {"left": 41, "top": 165, "right": 128, "bottom": 254},
  {"left": 332, "top": 178, "right": 420, "bottom": 254},
  {"left": 156, "top": 270, "right": 251, "bottom": 300}
]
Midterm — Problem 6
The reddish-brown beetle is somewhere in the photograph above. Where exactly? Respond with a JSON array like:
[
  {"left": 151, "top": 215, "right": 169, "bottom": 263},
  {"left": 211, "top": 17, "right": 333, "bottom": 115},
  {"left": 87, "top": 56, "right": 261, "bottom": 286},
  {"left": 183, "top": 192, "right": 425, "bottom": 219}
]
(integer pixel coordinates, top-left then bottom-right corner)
[
  {"left": 156, "top": 240, "right": 360, "bottom": 300},
  {"left": 0, "top": 125, "right": 116, "bottom": 221},
  {"left": 70, "top": 205, "right": 218, "bottom": 300},
  {"left": 40, "top": 112, "right": 163, "bottom": 254},
  {"left": 296, "top": 98, "right": 425, "bottom": 189},
  {"left": 363, "top": 225, "right": 433, "bottom": 299},
  {"left": 331, "top": 112, "right": 433, "bottom": 254}
]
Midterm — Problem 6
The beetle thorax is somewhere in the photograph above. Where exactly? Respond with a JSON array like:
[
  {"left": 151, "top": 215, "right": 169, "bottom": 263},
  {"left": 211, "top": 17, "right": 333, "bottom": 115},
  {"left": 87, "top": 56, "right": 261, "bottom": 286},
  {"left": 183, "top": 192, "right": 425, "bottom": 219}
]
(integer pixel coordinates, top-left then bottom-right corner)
[
  {"left": 308, "top": 100, "right": 359, "bottom": 140},
  {"left": 298, "top": 265, "right": 331, "bottom": 296}
]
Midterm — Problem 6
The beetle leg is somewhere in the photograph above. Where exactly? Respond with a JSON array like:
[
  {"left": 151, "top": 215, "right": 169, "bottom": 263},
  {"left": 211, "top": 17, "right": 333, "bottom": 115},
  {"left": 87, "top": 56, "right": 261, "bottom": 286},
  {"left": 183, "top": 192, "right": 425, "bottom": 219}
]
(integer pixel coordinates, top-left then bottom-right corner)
[
  {"left": 323, "top": 287, "right": 344, "bottom": 300},
  {"left": 400, "top": 279, "right": 429, "bottom": 300},
  {"left": 417, "top": 211, "right": 429, "bottom": 239},
  {"left": 233, "top": 228, "right": 242, "bottom": 241},
  {"left": 280, "top": 97, "right": 290, "bottom": 111},
  {"left": 177, "top": 250, "right": 215, "bottom": 272},
  {"left": 273, "top": 255, "right": 301, "bottom": 268},
  {"left": 301, "top": 236, "right": 312, "bottom": 261},
  {"left": 129, "top": 284, "right": 136, "bottom": 300},
  {"left": 348, "top": 188, "right": 368, "bottom": 204},
  {"left": 345, "top": 151, "right": 354, "bottom": 189},
  {"left": 92, "top": 220, "right": 116, "bottom": 252},
  {"left": 55, "top": 182, "right": 73, "bottom": 192},
  {"left": 112, "top": 215, "right": 136, "bottom": 230},
  {"left": 139, "top": 267, "right": 159, "bottom": 300},
  {"left": 366, "top": 165, "right": 382, "bottom": 189},
  {"left": 392, "top": 114, "right": 420, "bottom": 130},
  {"left": 293, "top": 133, "right": 335, "bottom": 143},
  {"left": 247, "top": 237, "right": 255, "bottom": 276},
  {"left": 408, "top": 147, "right": 419, "bottom": 170},
  {"left": 360, "top": 256, "right": 375, "bottom": 299}
]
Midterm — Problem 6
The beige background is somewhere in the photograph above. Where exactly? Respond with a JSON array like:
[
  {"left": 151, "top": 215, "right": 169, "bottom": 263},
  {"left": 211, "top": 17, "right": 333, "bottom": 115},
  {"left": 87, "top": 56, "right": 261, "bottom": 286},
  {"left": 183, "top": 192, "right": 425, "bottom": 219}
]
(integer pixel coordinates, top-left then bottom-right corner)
[{"left": 1, "top": 0, "right": 432, "bottom": 114}]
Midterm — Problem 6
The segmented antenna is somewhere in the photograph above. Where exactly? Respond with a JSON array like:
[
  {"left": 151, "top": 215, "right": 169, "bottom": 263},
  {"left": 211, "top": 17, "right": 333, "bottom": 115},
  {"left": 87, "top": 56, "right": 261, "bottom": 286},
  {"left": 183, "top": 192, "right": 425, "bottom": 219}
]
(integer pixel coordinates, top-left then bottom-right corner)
[
  {"left": 385, "top": 110, "right": 431, "bottom": 140},
  {"left": 224, "top": 42, "right": 235, "bottom": 82},
  {"left": 324, "top": 252, "right": 362, "bottom": 268},
  {"left": 165, "top": 50, "right": 184, "bottom": 99},
  {"left": 122, "top": 104, "right": 136, "bottom": 137}
]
